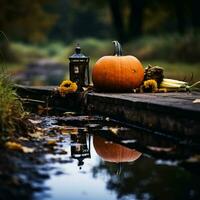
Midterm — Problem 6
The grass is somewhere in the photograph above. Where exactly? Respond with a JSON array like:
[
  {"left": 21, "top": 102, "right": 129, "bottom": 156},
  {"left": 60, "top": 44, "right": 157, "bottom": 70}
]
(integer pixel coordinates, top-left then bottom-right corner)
[
  {"left": 10, "top": 43, "right": 48, "bottom": 63},
  {"left": 0, "top": 71, "right": 24, "bottom": 138},
  {"left": 125, "top": 33, "right": 200, "bottom": 63}
]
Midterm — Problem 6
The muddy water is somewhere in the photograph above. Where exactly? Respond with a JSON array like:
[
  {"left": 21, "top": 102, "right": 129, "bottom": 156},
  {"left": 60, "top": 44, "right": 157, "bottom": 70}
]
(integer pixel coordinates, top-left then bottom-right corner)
[{"left": 32, "top": 115, "right": 200, "bottom": 200}]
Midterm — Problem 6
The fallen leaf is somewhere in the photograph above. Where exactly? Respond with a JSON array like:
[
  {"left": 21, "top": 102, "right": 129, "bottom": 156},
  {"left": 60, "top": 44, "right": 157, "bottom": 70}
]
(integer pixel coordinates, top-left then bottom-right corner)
[
  {"left": 29, "top": 131, "right": 43, "bottom": 139},
  {"left": 18, "top": 137, "right": 29, "bottom": 141},
  {"left": 63, "top": 112, "right": 76, "bottom": 116},
  {"left": 21, "top": 146, "right": 35, "bottom": 153},
  {"left": 47, "top": 140, "right": 57, "bottom": 146},
  {"left": 60, "top": 127, "right": 78, "bottom": 135},
  {"left": 109, "top": 127, "right": 119, "bottom": 135},
  {"left": 193, "top": 99, "right": 200, "bottom": 104},
  {"left": 186, "top": 154, "right": 200, "bottom": 162},
  {"left": 147, "top": 146, "right": 174, "bottom": 152},
  {"left": 5, "top": 141, "right": 22, "bottom": 151},
  {"left": 5, "top": 141, "right": 34, "bottom": 153},
  {"left": 28, "top": 119, "right": 42, "bottom": 124}
]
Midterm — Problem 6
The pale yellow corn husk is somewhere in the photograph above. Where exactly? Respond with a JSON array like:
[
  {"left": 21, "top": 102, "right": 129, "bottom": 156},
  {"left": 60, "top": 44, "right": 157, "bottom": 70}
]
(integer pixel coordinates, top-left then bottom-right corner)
[
  {"left": 163, "top": 78, "right": 188, "bottom": 85},
  {"left": 160, "top": 78, "right": 188, "bottom": 89},
  {"left": 160, "top": 82, "right": 182, "bottom": 88}
]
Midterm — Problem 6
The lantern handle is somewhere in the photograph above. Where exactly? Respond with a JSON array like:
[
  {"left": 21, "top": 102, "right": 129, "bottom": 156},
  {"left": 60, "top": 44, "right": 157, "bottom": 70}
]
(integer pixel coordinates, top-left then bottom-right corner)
[
  {"left": 75, "top": 43, "right": 81, "bottom": 54},
  {"left": 112, "top": 41, "right": 122, "bottom": 56}
]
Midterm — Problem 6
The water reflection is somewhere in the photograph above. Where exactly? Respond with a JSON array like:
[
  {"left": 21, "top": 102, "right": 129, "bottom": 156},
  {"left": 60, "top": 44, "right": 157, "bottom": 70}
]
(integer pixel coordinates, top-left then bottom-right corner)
[
  {"left": 92, "top": 155, "right": 200, "bottom": 200},
  {"left": 71, "top": 131, "right": 91, "bottom": 168},
  {"left": 39, "top": 116, "right": 200, "bottom": 200},
  {"left": 90, "top": 122, "right": 198, "bottom": 161},
  {"left": 93, "top": 135, "right": 142, "bottom": 163}
]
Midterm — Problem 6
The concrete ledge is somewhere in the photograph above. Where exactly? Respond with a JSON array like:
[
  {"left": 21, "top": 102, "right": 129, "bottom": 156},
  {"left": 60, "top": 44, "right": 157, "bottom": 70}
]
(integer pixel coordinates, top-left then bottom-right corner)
[
  {"left": 15, "top": 85, "right": 83, "bottom": 113},
  {"left": 86, "top": 92, "right": 200, "bottom": 138},
  {"left": 15, "top": 85, "right": 200, "bottom": 139}
]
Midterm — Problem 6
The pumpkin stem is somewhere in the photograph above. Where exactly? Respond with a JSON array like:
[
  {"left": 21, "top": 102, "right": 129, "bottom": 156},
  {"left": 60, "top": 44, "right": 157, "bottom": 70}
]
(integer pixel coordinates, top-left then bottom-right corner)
[{"left": 112, "top": 41, "right": 122, "bottom": 56}]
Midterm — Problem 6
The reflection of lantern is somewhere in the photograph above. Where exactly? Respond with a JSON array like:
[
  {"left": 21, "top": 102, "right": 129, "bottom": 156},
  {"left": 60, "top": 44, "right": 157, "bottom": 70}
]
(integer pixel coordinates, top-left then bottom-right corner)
[
  {"left": 71, "top": 131, "right": 91, "bottom": 168},
  {"left": 69, "top": 44, "right": 90, "bottom": 90},
  {"left": 93, "top": 135, "right": 142, "bottom": 163}
]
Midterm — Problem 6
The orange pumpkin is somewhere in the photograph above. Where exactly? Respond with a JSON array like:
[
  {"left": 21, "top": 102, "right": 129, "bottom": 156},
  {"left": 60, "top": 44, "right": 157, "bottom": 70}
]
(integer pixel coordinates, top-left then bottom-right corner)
[
  {"left": 92, "top": 41, "right": 144, "bottom": 92},
  {"left": 93, "top": 135, "right": 142, "bottom": 163}
]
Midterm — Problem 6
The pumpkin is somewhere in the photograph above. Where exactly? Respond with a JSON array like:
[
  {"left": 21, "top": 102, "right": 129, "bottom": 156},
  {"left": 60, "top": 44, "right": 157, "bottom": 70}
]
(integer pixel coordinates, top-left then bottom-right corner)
[
  {"left": 93, "top": 135, "right": 142, "bottom": 163},
  {"left": 92, "top": 41, "right": 144, "bottom": 92}
]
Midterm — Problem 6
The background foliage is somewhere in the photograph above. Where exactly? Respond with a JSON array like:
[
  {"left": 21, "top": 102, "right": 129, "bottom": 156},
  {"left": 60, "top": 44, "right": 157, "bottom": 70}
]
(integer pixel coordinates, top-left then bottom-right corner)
[
  {"left": 0, "top": 0, "right": 200, "bottom": 82},
  {"left": 1, "top": 0, "right": 199, "bottom": 43}
]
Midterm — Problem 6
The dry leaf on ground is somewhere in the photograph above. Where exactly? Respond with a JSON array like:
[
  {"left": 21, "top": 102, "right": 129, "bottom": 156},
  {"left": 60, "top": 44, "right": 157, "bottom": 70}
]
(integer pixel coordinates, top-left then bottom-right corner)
[
  {"left": 5, "top": 141, "right": 34, "bottom": 153},
  {"left": 193, "top": 99, "right": 200, "bottom": 104}
]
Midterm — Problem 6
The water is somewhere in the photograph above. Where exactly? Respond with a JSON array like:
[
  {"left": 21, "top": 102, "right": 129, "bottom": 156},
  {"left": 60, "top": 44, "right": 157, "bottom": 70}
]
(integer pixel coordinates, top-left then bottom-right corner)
[
  {"left": 34, "top": 115, "right": 200, "bottom": 200},
  {"left": 39, "top": 141, "right": 117, "bottom": 200}
]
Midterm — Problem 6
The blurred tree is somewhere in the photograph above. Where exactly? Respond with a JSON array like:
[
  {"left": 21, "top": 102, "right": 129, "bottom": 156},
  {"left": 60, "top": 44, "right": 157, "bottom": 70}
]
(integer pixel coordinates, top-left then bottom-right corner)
[
  {"left": 1, "top": 0, "right": 199, "bottom": 45},
  {"left": 77, "top": 0, "right": 147, "bottom": 42},
  {"left": 108, "top": 0, "right": 125, "bottom": 43},
  {"left": 191, "top": 0, "right": 200, "bottom": 32},
  {"left": 0, "top": 0, "right": 57, "bottom": 43},
  {"left": 174, "top": 0, "right": 186, "bottom": 33},
  {"left": 128, "top": 0, "right": 145, "bottom": 39},
  {"left": 92, "top": 157, "right": 200, "bottom": 200},
  {"left": 0, "top": 31, "right": 17, "bottom": 63},
  {"left": 107, "top": 0, "right": 147, "bottom": 42},
  {"left": 47, "top": 0, "right": 70, "bottom": 40},
  {"left": 48, "top": 0, "right": 110, "bottom": 41}
]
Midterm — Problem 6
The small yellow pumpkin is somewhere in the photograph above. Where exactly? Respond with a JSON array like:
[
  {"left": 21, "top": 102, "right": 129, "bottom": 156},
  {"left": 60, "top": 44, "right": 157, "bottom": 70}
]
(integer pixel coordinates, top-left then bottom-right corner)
[{"left": 92, "top": 41, "right": 144, "bottom": 92}]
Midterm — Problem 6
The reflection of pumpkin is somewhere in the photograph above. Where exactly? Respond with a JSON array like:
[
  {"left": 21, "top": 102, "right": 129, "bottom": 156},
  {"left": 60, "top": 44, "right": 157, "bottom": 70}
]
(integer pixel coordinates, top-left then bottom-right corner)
[
  {"left": 93, "top": 135, "right": 142, "bottom": 163},
  {"left": 92, "top": 41, "right": 144, "bottom": 92}
]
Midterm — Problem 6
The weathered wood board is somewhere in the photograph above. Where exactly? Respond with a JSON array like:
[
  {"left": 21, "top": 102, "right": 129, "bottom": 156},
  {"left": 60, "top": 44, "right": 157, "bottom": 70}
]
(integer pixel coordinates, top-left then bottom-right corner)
[
  {"left": 15, "top": 85, "right": 200, "bottom": 139},
  {"left": 86, "top": 92, "right": 200, "bottom": 139},
  {"left": 15, "top": 84, "right": 83, "bottom": 113}
]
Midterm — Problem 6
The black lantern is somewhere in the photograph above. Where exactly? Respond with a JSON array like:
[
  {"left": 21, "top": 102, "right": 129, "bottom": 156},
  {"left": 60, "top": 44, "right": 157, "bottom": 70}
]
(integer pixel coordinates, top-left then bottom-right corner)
[
  {"left": 69, "top": 44, "right": 90, "bottom": 90},
  {"left": 71, "top": 131, "right": 91, "bottom": 169}
]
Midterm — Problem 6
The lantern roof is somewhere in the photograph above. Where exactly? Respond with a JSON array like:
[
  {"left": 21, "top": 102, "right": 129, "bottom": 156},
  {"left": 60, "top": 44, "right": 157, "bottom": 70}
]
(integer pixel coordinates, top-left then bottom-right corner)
[{"left": 69, "top": 44, "right": 89, "bottom": 60}]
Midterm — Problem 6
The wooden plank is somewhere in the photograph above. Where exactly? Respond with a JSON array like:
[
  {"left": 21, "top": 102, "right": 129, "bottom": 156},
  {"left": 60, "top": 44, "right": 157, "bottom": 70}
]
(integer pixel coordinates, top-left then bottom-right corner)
[
  {"left": 85, "top": 92, "right": 200, "bottom": 139},
  {"left": 15, "top": 84, "right": 83, "bottom": 113},
  {"left": 89, "top": 92, "right": 200, "bottom": 113},
  {"left": 15, "top": 84, "right": 200, "bottom": 139},
  {"left": 95, "top": 92, "right": 199, "bottom": 114}
]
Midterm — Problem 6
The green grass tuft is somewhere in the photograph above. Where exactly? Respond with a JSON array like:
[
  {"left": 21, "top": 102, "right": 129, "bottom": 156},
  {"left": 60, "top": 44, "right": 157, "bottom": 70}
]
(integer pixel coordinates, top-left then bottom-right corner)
[
  {"left": 0, "top": 71, "right": 24, "bottom": 138},
  {"left": 125, "top": 33, "right": 200, "bottom": 63}
]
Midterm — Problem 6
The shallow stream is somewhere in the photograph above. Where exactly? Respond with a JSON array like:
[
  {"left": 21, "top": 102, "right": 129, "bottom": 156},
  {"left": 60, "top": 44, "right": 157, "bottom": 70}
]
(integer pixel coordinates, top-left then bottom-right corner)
[
  {"left": 1, "top": 113, "right": 200, "bottom": 200},
  {"left": 30, "top": 114, "right": 200, "bottom": 200}
]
